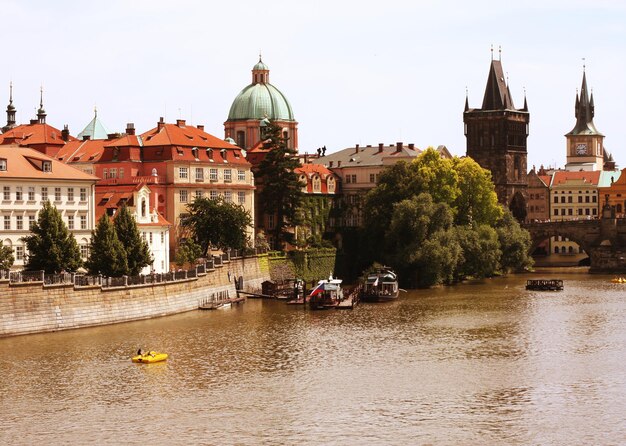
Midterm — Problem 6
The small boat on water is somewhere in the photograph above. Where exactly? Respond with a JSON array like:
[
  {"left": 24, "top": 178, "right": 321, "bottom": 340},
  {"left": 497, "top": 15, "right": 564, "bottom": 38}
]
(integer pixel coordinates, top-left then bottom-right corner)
[
  {"left": 611, "top": 277, "right": 626, "bottom": 283},
  {"left": 131, "top": 351, "right": 168, "bottom": 363},
  {"left": 525, "top": 279, "right": 564, "bottom": 291},
  {"left": 308, "top": 276, "right": 344, "bottom": 310},
  {"left": 361, "top": 267, "right": 399, "bottom": 302}
]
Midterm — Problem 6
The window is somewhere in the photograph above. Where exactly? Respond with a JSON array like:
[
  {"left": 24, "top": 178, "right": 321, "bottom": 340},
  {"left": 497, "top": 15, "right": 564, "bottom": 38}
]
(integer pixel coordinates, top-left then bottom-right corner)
[
  {"left": 350, "top": 174, "right": 357, "bottom": 183},
  {"left": 15, "top": 246, "right": 24, "bottom": 261},
  {"left": 80, "top": 245, "right": 88, "bottom": 259},
  {"left": 585, "top": 208, "right": 590, "bottom": 216},
  {"left": 238, "top": 191, "right": 246, "bottom": 204},
  {"left": 568, "top": 196, "right": 573, "bottom": 203},
  {"left": 3, "top": 186, "right": 9, "bottom": 200},
  {"left": 209, "top": 168, "right": 218, "bottom": 181},
  {"left": 142, "top": 232, "right": 146, "bottom": 242},
  {"left": 224, "top": 191, "right": 232, "bottom": 203},
  {"left": 3, "top": 216, "right": 9, "bottom": 229},
  {"left": 346, "top": 175, "right": 351, "bottom": 184},
  {"left": 161, "top": 232, "right": 165, "bottom": 244},
  {"left": 224, "top": 169, "right": 232, "bottom": 182},
  {"left": 369, "top": 173, "right": 378, "bottom": 183},
  {"left": 585, "top": 196, "right": 590, "bottom": 203},
  {"left": 103, "top": 168, "right": 108, "bottom": 179},
  {"left": 43, "top": 161, "right": 52, "bottom": 172},
  {"left": 149, "top": 232, "right": 153, "bottom": 244},
  {"left": 141, "top": 199, "right": 146, "bottom": 217},
  {"left": 210, "top": 190, "right": 218, "bottom": 200},
  {"left": 80, "top": 215, "right": 87, "bottom": 230},
  {"left": 15, "top": 187, "right": 22, "bottom": 201},
  {"left": 236, "top": 131, "right": 245, "bottom": 149},
  {"left": 568, "top": 209, "right": 573, "bottom": 216},
  {"left": 55, "top": 188, "right": 61, "bottom": 201},
  {"left": 578, "top": 208, "right": 583, "bottom": 215},
  {"left": 553, "top": 196, "right": 558, "bottom": 203},
  {"left": 26, "top": 187, "right": 35, "bottom": 201},
  {"left": 312, "top": 176, "right": 321, "bottom": 192},
  {"left": 560, "top": 196, "right": 565, "bottom": 203},
  {"left": 578, "top": 196, "right": 582, "bottom": 203},
  {"left": 29, "top": 216, "right": 35, "bottom": 229},
  {"left": 68, "top": 215, "right": 74, "bottom": 230},
  {"left": 67, "top": 188, "right": 74, "bottom": 202},
  {"left": 179, "top": 190, "right": 188, "bottom": 203},
  {"left": 195, "top": 190, "right": 203, "bottom": 200},
  {"left": 238, "top": 170, "right": 246, "bottom": 181},
  {"left": 110, "top": 168, "right": 117, "bottom": 179},
  {"left": 179, "top": 167, "right": 188, "bottom": 179},
  {"left": 0, "top": 159, "right": 6, "bottom": 171},
  {"left": 195, "top": 167, "right": 204, "bottom": 182},
  {"left": 41, "top": 187, "right": 48, "bottom": 201},
  {"left": 592, "top": 195, "right": 597, "bottom": 203},
  {"left": 553, "top": 209, "right": 558, "bottom": 216},
  {"left": 119, "top": 168, "right": 124, "bottom": 179},
  {"left": 593, "top": 208, "right": 597, "bottom": 215},
  {"left": 267, "top": 214, "right": 275, "bottom": 229},
  {"left": 80, "top": 188, "right": 87, "bottom": 201},
  {"left": 16, "top": 215, "right": 23, "bottom": 230}
]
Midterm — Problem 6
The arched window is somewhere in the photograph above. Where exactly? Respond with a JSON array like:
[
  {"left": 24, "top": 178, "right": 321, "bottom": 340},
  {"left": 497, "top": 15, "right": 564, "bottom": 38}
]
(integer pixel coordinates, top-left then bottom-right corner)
[
  {"left": 141, "top": 198, "right": 147, "bottom": 217},
  {"left": 554, "top": 246, "right": 559, "bottom": 254},
  {"left": 236, "top": 131, "right": 245, "bottom": 149},
  {"left": 561, "top": 246, "right": 566, "bottom": 254},
  {"left": 568, "top": 246, "right": 574, "bottom": 254},
  {"left": 312, "top": 176, "right": 321, "bottom": 193},
  {"left": 328, "top": 177, "right": 336, "bottom": 194}
]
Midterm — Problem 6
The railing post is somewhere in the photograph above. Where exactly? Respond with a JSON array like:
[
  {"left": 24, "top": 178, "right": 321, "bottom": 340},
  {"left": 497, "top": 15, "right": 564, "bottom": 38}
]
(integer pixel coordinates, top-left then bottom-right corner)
[
  {"left": 40, "top": 271, "right": 45, "bottom": 282},
  {"left": 124, "top": 275, "right": 128, "bottom": 287}
]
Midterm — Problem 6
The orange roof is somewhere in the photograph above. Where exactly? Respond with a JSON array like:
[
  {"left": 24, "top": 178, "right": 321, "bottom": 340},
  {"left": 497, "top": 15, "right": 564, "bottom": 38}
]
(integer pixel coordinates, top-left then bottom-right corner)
[
  {"left": 56, "top": 139, "right": 108, "bottom": 164},
  {"left": 295, "top": 163, "right": 338, "bottom": 194},
  {"left": 141, "top": 120, "right": 236, "bottom": 149},
  {"left": 538, "top": 175, "right": 552, "bottom": 187},
  {"left": 552, "top": 170, "right": 600, "bottom": 186},
  {"left": 94, "top": 183, "right": 170, "bottom": 227},
  {"left": 0, "top": 144, "right": 98, "bottom": 181},
  {"left": 0, "top": 123, "right": 77, "bottom": 146}
]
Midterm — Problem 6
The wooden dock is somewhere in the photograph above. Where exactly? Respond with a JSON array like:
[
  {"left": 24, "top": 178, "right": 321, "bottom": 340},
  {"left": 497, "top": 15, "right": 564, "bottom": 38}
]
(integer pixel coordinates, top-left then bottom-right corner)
[{"left": 199, "top": 290, "right": 246, "bottom": 310}]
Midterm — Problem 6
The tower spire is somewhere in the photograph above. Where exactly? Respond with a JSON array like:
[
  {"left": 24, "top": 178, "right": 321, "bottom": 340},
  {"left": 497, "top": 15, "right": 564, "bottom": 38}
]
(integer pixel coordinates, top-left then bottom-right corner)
[
  {"left": 37, "top": 85, "right": 46, "bottom": 124},
  {"left": 3, "top": 82, "right": 16, "bottom": 133}
]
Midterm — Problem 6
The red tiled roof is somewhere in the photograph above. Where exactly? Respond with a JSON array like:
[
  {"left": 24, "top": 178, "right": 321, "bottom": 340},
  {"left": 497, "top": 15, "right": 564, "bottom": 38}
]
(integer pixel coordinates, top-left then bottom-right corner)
[
  {"left": 0, "top": 123, "right": 77, "bottom": 146},
  {"left": 538, "top": 175, "right": 552, "bottom": 187},
  {"left": 56, "top": 139, "right": 108, "bottom": 163},
  {"left": 0, "top": 144, "right": 98, "bottom": 181},
  {"left": 552, "top": 170, "right": 601, "bottom": 186}
]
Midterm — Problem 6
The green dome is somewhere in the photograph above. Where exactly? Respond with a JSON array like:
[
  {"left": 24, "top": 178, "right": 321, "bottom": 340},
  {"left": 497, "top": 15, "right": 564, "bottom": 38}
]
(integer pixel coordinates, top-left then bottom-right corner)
[
  {"left": 227, "top": 83, "right": 295, "bottom": 121},
  {"left": 253, "top": 60, "right": 269, "bottom": 71}
]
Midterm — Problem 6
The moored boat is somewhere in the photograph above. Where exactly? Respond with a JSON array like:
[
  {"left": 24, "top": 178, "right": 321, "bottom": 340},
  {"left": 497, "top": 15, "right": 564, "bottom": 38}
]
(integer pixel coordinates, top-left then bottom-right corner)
[
  {"left": 308, "top": 276, "right": 344, "bottom": 310},
  {"left": 361, "top": 267, "right": 399, "bottom": 302},
  {"left": 131, "top": 351, "right": 168, "bottom": 363}
]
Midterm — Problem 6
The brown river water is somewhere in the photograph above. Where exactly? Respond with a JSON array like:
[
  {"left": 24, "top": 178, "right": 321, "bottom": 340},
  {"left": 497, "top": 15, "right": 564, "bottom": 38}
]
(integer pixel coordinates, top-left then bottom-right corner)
[{"left": 1, "top": 272, "right": 625, "bottom": 445}]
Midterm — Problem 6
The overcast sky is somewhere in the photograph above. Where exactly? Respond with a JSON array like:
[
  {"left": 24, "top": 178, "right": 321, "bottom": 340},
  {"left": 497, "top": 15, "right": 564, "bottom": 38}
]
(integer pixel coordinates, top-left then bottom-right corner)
[{"left": 3, "top": 0, "right": 625, "bottom": 170}]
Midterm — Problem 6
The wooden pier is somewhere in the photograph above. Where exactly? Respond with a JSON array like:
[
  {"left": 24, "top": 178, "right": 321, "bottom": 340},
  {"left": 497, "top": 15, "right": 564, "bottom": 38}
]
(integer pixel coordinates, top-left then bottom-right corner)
[{"left": 199, "top": 290, "right": 246, "bottom": 310}]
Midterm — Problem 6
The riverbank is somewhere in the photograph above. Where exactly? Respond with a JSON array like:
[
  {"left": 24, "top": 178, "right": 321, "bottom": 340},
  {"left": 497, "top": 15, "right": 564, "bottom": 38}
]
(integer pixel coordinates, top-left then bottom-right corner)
[{"left": 0, "top": 254, "right": 270, "bottom": 338}]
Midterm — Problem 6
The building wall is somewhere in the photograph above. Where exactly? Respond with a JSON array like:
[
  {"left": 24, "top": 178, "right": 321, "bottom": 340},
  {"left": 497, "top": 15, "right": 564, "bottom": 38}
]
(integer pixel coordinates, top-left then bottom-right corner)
[{"left": 0, "top": 255, "right": 269, "bottom": 338}]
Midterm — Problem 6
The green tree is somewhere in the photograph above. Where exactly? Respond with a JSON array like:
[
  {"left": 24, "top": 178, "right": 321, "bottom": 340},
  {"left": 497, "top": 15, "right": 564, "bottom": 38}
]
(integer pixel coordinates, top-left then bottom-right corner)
[
  {"left": 454, "top": 224, "right": 501, "bottom": 280},
  {"left": 22, "top": 201, "right": 82, "bottom": 273},
  {"left": 181, "top": 196, "right": 251, "bottom": 255},
  {"left": 114, "top": 204, "right": 152, "bottom": 275},
  {"left": 174, "top": 238, "right": 203, "bottom": 269},
  {"left": 0, "top": 245, "right": 15, "bottom": 270},
  {"left": 86, "top": 214, "right": 128, "bottom": 277},
  {"left": 496, "top": 210, "right": 534, "bottom": 272},
  {"left": 256, "top": 120, "right": 303, "bottom": 247}
]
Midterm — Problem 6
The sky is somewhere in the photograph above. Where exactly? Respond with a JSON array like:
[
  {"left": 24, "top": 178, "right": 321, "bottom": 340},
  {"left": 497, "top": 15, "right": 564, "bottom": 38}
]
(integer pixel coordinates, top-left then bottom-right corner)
[{"left": 2, "top": 0, "right": 625, "bottom": 170}]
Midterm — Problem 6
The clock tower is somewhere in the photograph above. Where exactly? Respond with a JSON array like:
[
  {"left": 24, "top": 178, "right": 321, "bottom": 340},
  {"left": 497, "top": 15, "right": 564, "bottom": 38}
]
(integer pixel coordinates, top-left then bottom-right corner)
[{"left": 565, "top": 68, "right": 604, "bottom": 171}]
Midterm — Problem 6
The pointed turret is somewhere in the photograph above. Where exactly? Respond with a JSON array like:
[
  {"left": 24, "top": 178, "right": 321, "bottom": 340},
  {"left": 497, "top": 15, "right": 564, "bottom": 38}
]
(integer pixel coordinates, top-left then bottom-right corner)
[
  {"left": 567, "top": 70, "right": 601, "bottom": 136},
  {"left": 481, "top": 60, "right": 515, "bottom": 110},
  {"left": 2, "top": 82, "right": 16, "bottom": 133},
  {"left": 522, "top": 92, "right": 528, "bottom": 112},
  {"left": 464, "top": 91, "right": 469, "bottom": 112},
  {"left": 37, "top": 86, "right": 46, "bottom": 124}
]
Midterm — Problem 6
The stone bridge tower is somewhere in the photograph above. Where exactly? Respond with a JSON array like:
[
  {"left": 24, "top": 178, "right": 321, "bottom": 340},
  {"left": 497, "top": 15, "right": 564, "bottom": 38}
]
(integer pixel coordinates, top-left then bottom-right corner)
[{"left": 464, "top": 52, "right": 530, "bottom": 220}]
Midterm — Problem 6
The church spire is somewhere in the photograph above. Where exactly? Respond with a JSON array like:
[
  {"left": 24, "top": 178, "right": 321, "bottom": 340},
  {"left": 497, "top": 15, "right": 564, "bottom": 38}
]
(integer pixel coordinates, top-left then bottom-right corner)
[
  {"left": 37, "top": 86, "right": 47, "bottom": 124},
  {"left": 567, "top": 68, "right": 601, "bottom": 136},
  {"left": 481, "top": 58, "right": 515, "bottom": 110},
  {"left": 3, "top": 82, "right": 16, "bottom": 133}
]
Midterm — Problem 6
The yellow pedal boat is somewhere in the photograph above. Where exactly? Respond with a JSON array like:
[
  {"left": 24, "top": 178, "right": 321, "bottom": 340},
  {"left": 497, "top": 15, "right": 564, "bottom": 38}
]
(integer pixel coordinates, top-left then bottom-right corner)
[
  {"left": 611, "top": 277, "right": 626, "bottom": 283},
  {"left": 131, "top": 352, "right": 168, "bottom": 363}
]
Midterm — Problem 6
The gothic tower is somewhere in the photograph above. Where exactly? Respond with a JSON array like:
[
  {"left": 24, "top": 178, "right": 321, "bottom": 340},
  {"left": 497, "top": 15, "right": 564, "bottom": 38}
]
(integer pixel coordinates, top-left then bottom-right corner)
[
  {"left": 464, "top": 53, "right": 530, "bottom": 220},
  {"left": 2, "top": 82, "right": 16, "bottom": 133},
  {"left": 564, "top": 68, "right": 604, "bottom": 171}
]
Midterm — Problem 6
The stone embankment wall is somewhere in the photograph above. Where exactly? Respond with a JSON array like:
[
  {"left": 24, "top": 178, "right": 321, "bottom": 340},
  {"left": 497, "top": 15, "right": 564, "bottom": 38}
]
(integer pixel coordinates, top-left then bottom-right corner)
[{"left": 0, "top": 255, "right": 269, "bottom": 338}]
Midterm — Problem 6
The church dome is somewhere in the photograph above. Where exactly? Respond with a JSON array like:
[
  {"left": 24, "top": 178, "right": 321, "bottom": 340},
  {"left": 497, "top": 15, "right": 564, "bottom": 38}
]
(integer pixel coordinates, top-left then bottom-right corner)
[{"left": 227, "top": 58, "right": 295, "bottom": 122}]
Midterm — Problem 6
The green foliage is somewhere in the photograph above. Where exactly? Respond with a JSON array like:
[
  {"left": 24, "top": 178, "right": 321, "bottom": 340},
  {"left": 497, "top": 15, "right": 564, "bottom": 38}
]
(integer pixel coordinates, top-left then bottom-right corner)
[
  {"left": 22, "top": 201, "right": 83, "bottom": 273},
  {"left": 181, "top": 196, "right": 251, "bottom": 254},
  {"left": 114, "top": 205, "right": 153, "bottom": 275},
  {"left": 296, "top": 196, "right": 335, "bottom": 248},
  {"left": 175, "top": 238, "right": 203, "bottom": 268},
  {"left": 86, "top": 214, "right": 128, "bottom": 277},
  {"left": 0, "top": 245, "right": 15, "bottom": 270},
  {"left": 256, "top": 120, "right": 304, "bottom": 247},
  {"left": 361, "top": 149, "right": 532, "bottom": 287},
  {"left": 496, "top": 210, "right": 534, "bottom": 272}
]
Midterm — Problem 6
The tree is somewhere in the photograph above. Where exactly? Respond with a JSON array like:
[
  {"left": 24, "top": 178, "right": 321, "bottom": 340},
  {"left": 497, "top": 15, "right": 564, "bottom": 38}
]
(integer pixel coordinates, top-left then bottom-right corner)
[
  {"left": 86, "top": 214, "right": 128, "bottom": 277},
  {"left": 496, "top": 210, "right": 534, "bottom": 272},
  {"left": 22, "top": 201, "right": 82, "bottom": 273},
  {"left": 114, "top": 204, "right": 152, "bottom": 275},
  {"left": 0, "top": 245, "right": 14, "bottom": 270},
  {"left": 180, "top": 196, "right": 251, "bottom": 255},
  {"left": 174, "top": 238, "right": 202, "bottom": 269},
  {"left": 454, "top": 224, "right": 501, "bottom": 280},
  {"left": 256, "top": 120, "right": 304, "bottom": 247}
]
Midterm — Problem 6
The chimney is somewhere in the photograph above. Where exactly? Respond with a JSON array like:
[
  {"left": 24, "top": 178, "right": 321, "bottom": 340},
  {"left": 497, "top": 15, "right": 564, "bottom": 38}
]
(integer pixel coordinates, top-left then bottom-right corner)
[
  {"left": 107, "top": 133, "right": 118, "bottom": 140},
  {"left": 82, "top": 135, "right": 91, "bottom": 141},
  {"left": 30, "top": 119, "right": 38, "bottom": 125},
  {"left": 304, "top": 152, "right": 309, "bottom": 164},
  {"left": 354, "top": 144, "right": 360, "bottom": 154},
  {"left": 408, "top": 143, "right": 414, "bottom": 150},
  {"left": 396, "top": 142, "right": 403, "bottom": 153},
  {"left": 378, "top": 143, "right": 384, "bottom": 153},
  {"left": 157, "top": 117, "right": 165, "bottom": 131},
  {"left": 197, "top": 124, "right": 204, "bottom": 131},
  {"left": 176, "top": 119, "right": 186, "bottom": 127},
  {"left": 126, "top": 123, "right": 136, "bottom": 136},
  {"left": 61, "top": 125, "right": 70, "bottom": 142}
]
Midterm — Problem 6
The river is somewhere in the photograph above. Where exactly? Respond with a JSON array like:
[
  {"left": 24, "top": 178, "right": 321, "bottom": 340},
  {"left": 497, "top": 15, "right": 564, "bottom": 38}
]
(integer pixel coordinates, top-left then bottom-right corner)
[{"left": 1, "top": 273, "right": 625, "bottom": 445}]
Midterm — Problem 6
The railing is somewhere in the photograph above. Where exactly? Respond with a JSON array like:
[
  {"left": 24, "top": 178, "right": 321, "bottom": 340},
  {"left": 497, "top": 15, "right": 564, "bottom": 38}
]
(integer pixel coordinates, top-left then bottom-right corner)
[{"left": 44, "top": 272, "right": 73, "bottom": 285}]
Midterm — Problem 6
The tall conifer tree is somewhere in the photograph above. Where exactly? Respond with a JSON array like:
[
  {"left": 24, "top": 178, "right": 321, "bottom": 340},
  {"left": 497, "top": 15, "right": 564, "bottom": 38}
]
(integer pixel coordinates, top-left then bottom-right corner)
[
  {"left": 114, "top": 204, "right": 153, "bottom": 275},
  {"left": 22, "top": 201, "right": 82, "bottom": 273},
  {"left": 86, "top": 214, "right": 128, "bottom": 277},
  {"left": 256, "top": 120, "right": 303, "bottom": 248}
]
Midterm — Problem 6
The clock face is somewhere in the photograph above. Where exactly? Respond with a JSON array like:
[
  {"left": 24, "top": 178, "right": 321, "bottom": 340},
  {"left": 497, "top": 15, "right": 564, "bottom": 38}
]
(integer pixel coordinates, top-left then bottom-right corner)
[{"left": 576, "top": 143, "right": 587, "bottom": 155}]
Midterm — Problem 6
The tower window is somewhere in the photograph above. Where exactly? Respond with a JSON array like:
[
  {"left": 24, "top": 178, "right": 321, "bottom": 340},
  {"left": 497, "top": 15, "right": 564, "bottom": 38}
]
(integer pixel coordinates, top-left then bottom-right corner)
[{"left": 236, "top": 131, "right": 245, "bottom": 148}]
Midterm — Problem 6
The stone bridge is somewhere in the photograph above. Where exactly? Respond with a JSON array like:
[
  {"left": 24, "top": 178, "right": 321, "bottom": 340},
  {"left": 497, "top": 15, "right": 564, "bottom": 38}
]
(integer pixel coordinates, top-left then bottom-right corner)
[{"left": 523, "top": 213, "right": 626, "bottom": 273}]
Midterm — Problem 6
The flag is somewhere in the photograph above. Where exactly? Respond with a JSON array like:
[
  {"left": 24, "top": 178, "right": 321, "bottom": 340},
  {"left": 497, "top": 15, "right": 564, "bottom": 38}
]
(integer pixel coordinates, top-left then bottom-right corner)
[{"left": 309, "top": 282, "right": 325, "bottom": 297}]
